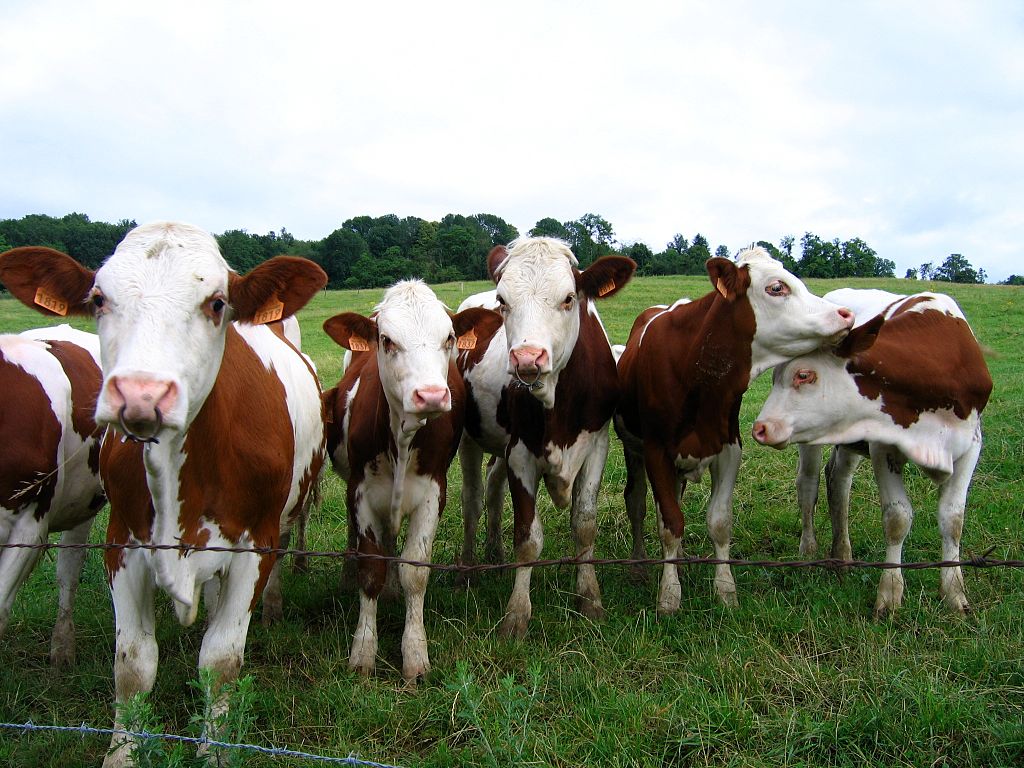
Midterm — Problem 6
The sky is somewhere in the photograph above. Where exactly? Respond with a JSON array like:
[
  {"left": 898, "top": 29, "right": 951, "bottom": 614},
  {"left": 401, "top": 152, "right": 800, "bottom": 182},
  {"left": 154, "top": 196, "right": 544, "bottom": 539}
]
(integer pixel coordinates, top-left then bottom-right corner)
[{"left": 2, "top": 1, "right": 1022, "bottom": 281}]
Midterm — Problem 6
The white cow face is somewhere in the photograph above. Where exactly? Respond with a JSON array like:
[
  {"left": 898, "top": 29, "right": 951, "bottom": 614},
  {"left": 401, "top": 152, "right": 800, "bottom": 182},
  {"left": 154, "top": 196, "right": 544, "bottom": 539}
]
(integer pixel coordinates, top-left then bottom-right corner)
[
  {"left": 0, "top": 221, "right": 328, "bottom": 444},
  {"left": 752, "top": 316, "right": 885, "bottom": 448},
  {"left": 325, "top": 280, "right": 502, "bottom": 426},
  {"left": 488, "top": 237, "right": 634, "bottom": 407},
  {"left": 736, "top": 247, "right": 855, "bottom": 378}
]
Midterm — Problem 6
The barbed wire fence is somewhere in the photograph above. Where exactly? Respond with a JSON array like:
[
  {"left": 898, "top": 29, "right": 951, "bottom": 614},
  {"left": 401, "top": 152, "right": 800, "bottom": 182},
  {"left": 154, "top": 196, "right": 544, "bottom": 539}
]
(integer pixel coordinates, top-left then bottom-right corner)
[{"left": 2, "top": 538, "right": 1021, "bottom": 764}]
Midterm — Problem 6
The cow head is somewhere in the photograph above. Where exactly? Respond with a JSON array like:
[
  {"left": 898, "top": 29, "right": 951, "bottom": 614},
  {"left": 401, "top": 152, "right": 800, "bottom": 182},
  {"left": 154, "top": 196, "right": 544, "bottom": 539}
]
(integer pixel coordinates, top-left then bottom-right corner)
[
  {"left": 0, "top": 222, "right": 326, "bottom": 443},
  {"left": 751, "top": 315, "right": 885, "bottom": 448},
  {"left": 324, "top": 279, "right": 501, "bottom": 430},
  {"left": 722, "top": 247, "right": 855, "bottom": 379},
  {"left": 488, "top": 237, "right": 635, "bottom": 408}
]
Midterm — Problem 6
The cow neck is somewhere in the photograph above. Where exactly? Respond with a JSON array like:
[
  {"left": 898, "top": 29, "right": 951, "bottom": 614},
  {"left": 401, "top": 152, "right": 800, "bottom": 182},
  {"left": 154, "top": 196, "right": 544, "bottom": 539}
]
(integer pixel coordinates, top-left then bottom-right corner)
[{"left": 385, "top": 370, "right": 429, "bottom": 536}]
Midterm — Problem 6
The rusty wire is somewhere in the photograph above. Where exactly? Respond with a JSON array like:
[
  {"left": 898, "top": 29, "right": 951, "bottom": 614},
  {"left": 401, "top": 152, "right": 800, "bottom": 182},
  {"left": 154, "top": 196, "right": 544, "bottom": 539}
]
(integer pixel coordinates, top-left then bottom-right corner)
[{"left": 1, "top": 540, "right": 1018, "bottom": 572}]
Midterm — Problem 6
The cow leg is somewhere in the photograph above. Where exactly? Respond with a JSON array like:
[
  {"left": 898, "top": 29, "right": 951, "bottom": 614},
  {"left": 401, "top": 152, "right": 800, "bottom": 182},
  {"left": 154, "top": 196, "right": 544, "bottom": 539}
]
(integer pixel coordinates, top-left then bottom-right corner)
[
  {"left": 350, "top": 514, "right": 387, "bottom": 675},
  {"left": 707, "top": 443, "right": 740, "bottom": 607},
  {"left": 291, "top": 502, "right": 310, "bottom": 574},
  {"left": 500, "top": 446, "right": 542, "bottom": 639},
  {"left": 458, "top": 436, "right": 485, "bottom": 571},
  {"left": 261, "top": 528, "right": 290, "bottom": 626},
  {"left": 622, "top": 438, "right": 649, "bottom": 580},
  {"left": 825, "top": 446, "right": 861, "bottom": 561},
  {"left": 399, "top": 486, "right": 441, "bottom": 682},
  {"left": 570, "top": 431, "right": 608, "bottom": 621},
  {"left": 935, "top": 439, "right": 981, "bottom": 613},
  {"left": 646, "top": 444, "right": 684, "bottom": 615},
  {"left": 103, "top": 551, "right": 158, "bottom": 768},
  {"left": 483, "top": 457, "right": 507, "bottom": 564},
  {"left": 50, "top": 517, "right": 94, "bottom": 667},
  {"left": 870, "top": 445, "right": 911, "bottom": 618},
  {"left": 796, "top": 445, "right": 823, "bottom": 556},
  {"left": 0, "top": 511, "right": 48, "bottom": 639}
]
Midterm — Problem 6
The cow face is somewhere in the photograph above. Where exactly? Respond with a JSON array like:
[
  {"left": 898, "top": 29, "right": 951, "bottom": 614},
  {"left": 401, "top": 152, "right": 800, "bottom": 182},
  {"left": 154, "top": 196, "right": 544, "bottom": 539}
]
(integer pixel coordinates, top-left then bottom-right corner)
[
  {"left": 325, "top": 280, "right": 501, "bottom": 426},
  {"left": 752, "top": 316, "right": 885, "bottom": 448},
  {"left": 0, "top": 222, "right": 326, "bottom": 443},
  {"left": 488, "top": 237, "right": 634, "bottom": 406},
  {"left": 731, "top": 247, "right": 855, "bottom": 378}
]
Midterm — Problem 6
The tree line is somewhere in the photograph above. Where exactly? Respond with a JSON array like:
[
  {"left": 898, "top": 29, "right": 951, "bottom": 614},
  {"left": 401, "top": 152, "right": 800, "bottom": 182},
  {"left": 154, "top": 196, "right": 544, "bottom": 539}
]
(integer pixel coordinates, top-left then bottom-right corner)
[{"left": 0, "top": 212, "right": 999, "bottom": 288}]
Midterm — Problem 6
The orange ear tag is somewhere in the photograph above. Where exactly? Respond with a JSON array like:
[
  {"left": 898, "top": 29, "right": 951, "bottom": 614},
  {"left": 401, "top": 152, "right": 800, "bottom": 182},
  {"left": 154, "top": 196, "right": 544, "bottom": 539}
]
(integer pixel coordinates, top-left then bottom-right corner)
[
  {"left": 456, "top": 329, "right": 477, "bottom": 350},
  {"left": 598, "top": 280, "right": 616, "bottom": 297},
  {"left": 715, "top": 278, "right": 728, "bottom": 298},
  {"left": 349, "top": 335, "right": 370, "bottom": 352},
  {"left": 253, "top": 297, "right": 285, "bottom": 325},
  {"left": 34, "top": 288, "right": 69, "bottom": 316}
]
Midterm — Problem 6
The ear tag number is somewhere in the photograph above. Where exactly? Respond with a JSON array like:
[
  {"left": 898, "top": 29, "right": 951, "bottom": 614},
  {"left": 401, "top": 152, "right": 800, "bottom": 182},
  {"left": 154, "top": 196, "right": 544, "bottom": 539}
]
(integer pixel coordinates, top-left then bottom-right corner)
[
  {"left": 34, "top": 288, "right": 68, "bottom": 316},
  {"left": 253, "top": 297, "right": 285, "bottom": 325},
  {"left": 349, "top": 335, "right": 370, "bottom": 352},
  {"left": 598, "top": 280, "right": 616, "bottom": 297}
]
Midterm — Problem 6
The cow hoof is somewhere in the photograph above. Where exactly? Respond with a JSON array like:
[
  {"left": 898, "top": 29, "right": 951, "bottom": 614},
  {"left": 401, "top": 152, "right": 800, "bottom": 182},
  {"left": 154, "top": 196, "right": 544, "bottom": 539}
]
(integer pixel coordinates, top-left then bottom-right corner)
[
  {"left": 49, "top": 644, "right": 75, "bottom": 669},
  {"left": 261, "top": 602, "right": 283, "bottom": 627},
  {"left": 942, "top": 592, "right": 971, "bottom": 615},
  {"left": 484, "top": 544, "right": 505, "bottom": 564},
  {"left": 349, "top": 657, "right": 376, "bottom": 677},
  {"left": 717, "top": 589, "right": 739, "bottom": 609},
  {"left": 627, "top": 563, "right": 650, "bottom": 584},
  {"left": 402, "top": 660, "right": 430, "bottom": 683},
  {"left": 499, "top": 612, "right": 529, "bottom": 639},
  {"left": 799, "top": 537, "right": 818, "bottom": 557},
  {"left": 578, "top": 595, "right": 605, "bottom": 621}
]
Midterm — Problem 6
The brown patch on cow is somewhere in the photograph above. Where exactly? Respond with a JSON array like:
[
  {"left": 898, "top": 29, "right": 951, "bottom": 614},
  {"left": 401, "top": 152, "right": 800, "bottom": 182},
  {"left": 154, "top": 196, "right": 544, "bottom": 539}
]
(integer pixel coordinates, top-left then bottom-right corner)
[
  {"left": 0, "top": 349, "right": 61, "bottom": 518},
  {"left": 101, "top": 437, "right": 152, "bottom": 581},
  {"left": 845, "top": 309, "right": 992, "bottom": 428},
  {"left": 887, "top": 295, "right": 934, "bottom": 318},
  {"left": 41, "top": 340, "right": 102, "bottom": 442}
]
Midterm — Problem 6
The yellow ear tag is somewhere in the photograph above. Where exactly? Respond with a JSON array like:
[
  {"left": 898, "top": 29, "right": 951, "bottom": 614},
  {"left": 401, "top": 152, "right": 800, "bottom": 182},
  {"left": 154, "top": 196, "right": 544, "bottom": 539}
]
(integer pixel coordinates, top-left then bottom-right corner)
[
  {"left": 34, "top": 288, "right": 69, "bottom": 316},
  {"left": 715, "top": 278, "right": 729, "bottom": 298},
  {"left": 253, "top": 297, "right": 285, "bottom": 325},
  {"left": 456, "top": 329, "right": 477, "bottom": 350},
  {"left": 598, "top": 280, "right": 616, "bottom": 297},
  {"left": 349, "top": 335, "right": 370, "bottom": 352}
]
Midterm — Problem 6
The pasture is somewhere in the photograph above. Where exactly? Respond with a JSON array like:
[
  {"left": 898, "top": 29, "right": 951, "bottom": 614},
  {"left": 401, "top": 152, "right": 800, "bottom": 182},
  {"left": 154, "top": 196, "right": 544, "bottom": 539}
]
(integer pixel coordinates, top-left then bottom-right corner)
[{"left": 1, "top": 274, "right": 1022, "bottom": 767}]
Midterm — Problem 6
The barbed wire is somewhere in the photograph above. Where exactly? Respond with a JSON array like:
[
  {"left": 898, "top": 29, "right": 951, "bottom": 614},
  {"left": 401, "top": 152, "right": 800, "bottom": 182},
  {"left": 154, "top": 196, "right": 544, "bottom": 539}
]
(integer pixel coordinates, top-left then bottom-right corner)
[
  {"left": 0, "top": 721, "right": 403, "bottom": 766},
  {"left": 1, "top": 539, "right": 1017, "bottom": 572}
]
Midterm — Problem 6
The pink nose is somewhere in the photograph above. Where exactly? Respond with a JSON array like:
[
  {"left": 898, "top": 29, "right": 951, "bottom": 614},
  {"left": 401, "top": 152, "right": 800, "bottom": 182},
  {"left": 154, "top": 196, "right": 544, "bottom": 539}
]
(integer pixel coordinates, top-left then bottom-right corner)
[
  {"left": 509, "top": 346, "right": 548, "bottom": 374},
  {"left": 412, "top": 385, "right": 451, "bottom": 413},
  {"left": 752, "top": 421, "right": 771, "bottom": 445},
  {"left": 105, "top": 375, "right": 178, "bottom": 434},
  {"left": 837, "top": 307, "right": 854, "bottom": 326}
]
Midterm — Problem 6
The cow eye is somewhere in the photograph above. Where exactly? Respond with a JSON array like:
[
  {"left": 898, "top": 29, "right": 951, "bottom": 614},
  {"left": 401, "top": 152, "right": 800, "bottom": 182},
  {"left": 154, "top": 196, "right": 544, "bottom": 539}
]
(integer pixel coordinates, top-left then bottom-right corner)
[
  {"left": 91, "top": 292, "right": 105, "bottom": 310},
  {"left": 766, "top": 280, "right": 790, "bottom": 297},
  {"left": 562, "top": 293, "right": 576, "bottom": 311},
  {"left": 202, "top": 293, "right": 228, "bottom": 325},
  {"left": 445, "top": 333, "right": 456, "bottom": 351},
  {"left": 495, "top": 295, "right": 508, "bottom": 315},
  {"left": 381, "top": 335, "right": 397, "bottom": 354},
  {"left": 793, "top": 369, "right": 817, "bottom": 387}
]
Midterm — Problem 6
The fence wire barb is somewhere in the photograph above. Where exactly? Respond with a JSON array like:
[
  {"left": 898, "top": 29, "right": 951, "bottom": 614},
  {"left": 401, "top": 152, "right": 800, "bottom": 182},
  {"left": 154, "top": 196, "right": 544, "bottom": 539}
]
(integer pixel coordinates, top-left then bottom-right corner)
[
  {"left": 2, "top": 539, "right": 1020, "bottom": 572},
  {"left": 0, "top": 721, "right": 404, "bottom": 767}
]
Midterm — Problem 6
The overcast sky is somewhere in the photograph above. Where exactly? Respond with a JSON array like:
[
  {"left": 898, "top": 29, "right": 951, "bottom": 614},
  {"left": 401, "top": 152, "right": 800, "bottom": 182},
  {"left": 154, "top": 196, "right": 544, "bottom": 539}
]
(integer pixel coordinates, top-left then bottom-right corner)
[{"left": 3, "top": 1, "right": 1022, "bottom": 281}]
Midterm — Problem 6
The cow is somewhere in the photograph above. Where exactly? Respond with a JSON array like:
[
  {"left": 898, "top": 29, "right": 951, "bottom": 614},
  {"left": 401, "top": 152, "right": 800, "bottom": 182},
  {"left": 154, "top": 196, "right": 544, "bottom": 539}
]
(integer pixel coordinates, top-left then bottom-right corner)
[
  {"left": 615, "top": 246, "right": 855, "bottom": 614},
  {"left": 322, "top": 279, "right": 500, "bottom": 680},
  {"left": 752, "top": 289, "right": 992, "bottom": 617},
  {"left": 457, "top": 237, "right": 636, "bottom": 638},
  {"left": 0, "top": 221, "right": 327, "bottom": 768},
  {"left": 0, "top": 324, "right": 105, "bottom": 667}
]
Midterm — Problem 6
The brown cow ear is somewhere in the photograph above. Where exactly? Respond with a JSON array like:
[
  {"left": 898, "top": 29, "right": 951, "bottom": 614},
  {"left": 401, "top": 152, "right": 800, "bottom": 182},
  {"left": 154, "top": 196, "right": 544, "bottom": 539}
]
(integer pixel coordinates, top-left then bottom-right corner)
[
  {"left": 705, "top": 257, "right": 750, "bottom": 301},
  {"left": 487, "top": 245, "right": 508, "bottom": 283},
  {"left": 451, "top": 307, "right": 503, "bottom": 350},
  {"left": 323, "top": 313, "right": 377, "bottom": 352},
  {"left": 835, "top": 314, "right": 884, "bottom": 358},
  {"left": 229, "top": 256, "right": 327, "bottom": 323},
  {"left": 0, "top": 247, "right": 96, "bottom": 317},
  {"left": 577, "top": 255, "right": 636, "bottom": 299}
]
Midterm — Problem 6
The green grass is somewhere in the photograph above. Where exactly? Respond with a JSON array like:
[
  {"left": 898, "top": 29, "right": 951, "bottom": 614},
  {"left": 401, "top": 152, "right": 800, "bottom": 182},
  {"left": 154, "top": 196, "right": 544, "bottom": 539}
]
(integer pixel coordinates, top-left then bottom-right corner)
[{"left": 1, "top": 276, "right": 1022, "bottom": 767}]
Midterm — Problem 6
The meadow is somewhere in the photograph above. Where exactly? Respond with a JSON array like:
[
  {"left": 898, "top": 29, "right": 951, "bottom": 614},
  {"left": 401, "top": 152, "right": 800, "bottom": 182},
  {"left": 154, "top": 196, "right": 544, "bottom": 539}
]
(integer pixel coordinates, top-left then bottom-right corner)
[{"left": 1, "top": 274, "right": 1022, "bottom": 767}]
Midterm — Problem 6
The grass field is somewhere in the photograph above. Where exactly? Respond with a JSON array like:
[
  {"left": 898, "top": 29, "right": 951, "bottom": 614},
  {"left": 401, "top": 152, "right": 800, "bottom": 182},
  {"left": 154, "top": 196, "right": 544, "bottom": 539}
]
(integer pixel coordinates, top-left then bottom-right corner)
[{"left": 1, "top": 274, "right": 1022, "bottom": 767}]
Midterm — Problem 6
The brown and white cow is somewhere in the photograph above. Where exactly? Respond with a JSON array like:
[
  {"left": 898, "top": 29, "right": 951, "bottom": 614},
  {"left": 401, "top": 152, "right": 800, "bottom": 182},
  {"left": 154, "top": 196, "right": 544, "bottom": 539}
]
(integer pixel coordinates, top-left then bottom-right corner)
[
  {"left": 753, "top": 289, "right": 992, "bottom": 617},
  {"left": 322, "top": 280, "right": 500, "bottom": 680},
  {"left": 458, "top": 237, "right": 636, "bottom": 638},
  {"left": 615, "top": 247, "right": 854, "bottom": 613},
  {"left": 0, "top": 222, "right": 327, "bottom": 767},
  {"left": 0, "top": 324, "right": 105, "bottom": 667}
]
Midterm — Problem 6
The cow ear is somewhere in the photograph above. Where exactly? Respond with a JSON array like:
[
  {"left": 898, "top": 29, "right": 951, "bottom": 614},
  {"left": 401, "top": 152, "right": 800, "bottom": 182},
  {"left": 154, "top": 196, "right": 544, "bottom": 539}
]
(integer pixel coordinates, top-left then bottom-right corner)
[
  {"left": 487, "top": 245, "right": 508, "bottom": 283},
  {"left": 835, "top": 314, "right": 884, "bottom": 358},
  {"left": 229, "top": 256, "right": 327, "bottom": 324},
  {"left": 323, "top": 313, "right": 377, "bottom": 352},
  {"left": 0, "top": 247, "right": 96, "bottom": 317},
  {"left": 705, "top": 257, "right": 750, "bottom": 301},
  {"left": 451, "top": 307, "right": 503, "bottom": 350},
  {"left": 577, "top": 255, "right": 636, "bottom": 300}
]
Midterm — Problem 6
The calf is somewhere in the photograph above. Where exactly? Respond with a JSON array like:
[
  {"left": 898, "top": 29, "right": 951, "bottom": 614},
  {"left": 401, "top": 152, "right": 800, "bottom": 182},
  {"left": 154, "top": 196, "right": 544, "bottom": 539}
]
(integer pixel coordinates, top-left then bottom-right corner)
[
  {"left": 458, "top": 237, "right": 636, "bottom": 638},
  {"left": 0, "top": 222, "right": 327, "bottom": 768},
  {"left": 753, "top": 290, "right": 992, "bottom": 616},
  {"left": 322, "top": 280, "right": 500, "bottom": 680},
  {"left": 615, "top": 247, "right": 854, "bottom": 613},
  {"left": 0, "top": 324, "right": 104, "bottom": 667}
]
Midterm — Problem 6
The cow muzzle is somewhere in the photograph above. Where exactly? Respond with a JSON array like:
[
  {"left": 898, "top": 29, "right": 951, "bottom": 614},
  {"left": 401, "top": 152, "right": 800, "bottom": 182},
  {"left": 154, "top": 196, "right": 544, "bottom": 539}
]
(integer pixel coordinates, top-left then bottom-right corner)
[
  {"left": 103, "top": 375, "right": 179, "bottom": 443},
  {"left": 752, "top": 418, "right": 790, "bottom": 449},
  {"left": 410, "top": 385, "right": 452, "bottom": 415},
  {"left": 508, "top": 346, "right": 550, "bottom": 389}
]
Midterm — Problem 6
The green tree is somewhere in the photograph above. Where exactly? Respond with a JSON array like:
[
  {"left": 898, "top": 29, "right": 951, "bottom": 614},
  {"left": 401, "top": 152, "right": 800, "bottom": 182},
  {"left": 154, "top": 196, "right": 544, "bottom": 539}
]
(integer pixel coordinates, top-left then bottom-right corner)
[
  {"left": 318, "top": 227, "right": 369, "bottom": 287},
  {"left": 933, "top": 253, "right": 985, "bottom": 284},
  {"left": 529, "top": 217, "right": 570, "bottom": 241},
  {"left": 621, "top": 242, "right": 654, "bottom": 274},
  {"left": 1000, "top": 274, "right": 1024, "bottom": 285},
  {"left": 683, "top": 233, "right": 712, "bottom": 274},
  {"left": 905, "top": 268, "right": 918, "bottom": 279},
  {"left": 217, "top": 230, "right": 266, "bottom": 272}
]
